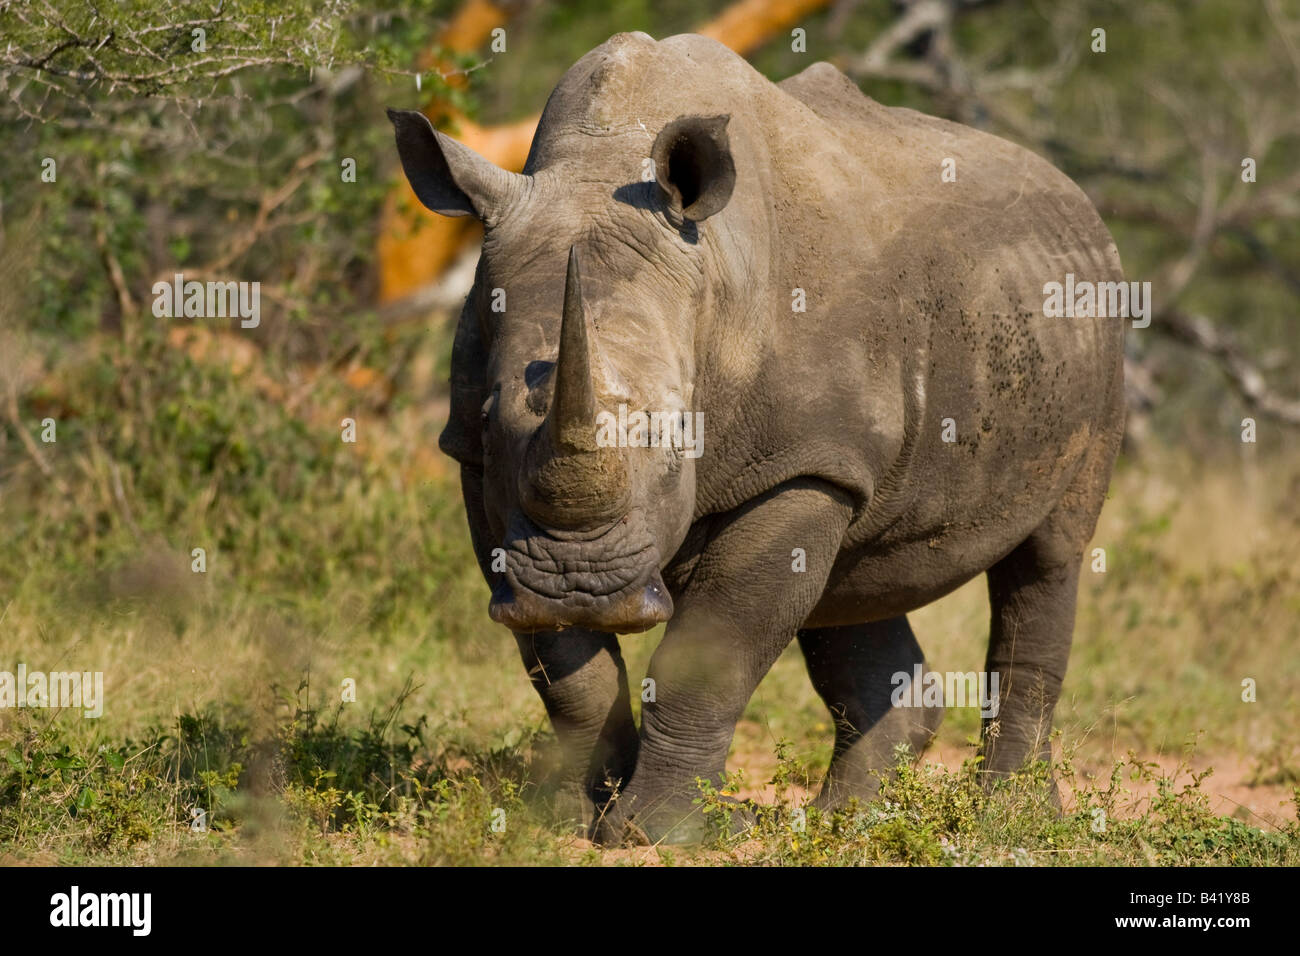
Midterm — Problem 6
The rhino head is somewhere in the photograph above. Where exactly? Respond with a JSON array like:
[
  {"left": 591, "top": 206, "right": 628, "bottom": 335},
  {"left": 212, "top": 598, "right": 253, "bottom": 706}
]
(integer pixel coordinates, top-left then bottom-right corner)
[{"left": 388, "top": 55, "right": 748, "bottom": 633}]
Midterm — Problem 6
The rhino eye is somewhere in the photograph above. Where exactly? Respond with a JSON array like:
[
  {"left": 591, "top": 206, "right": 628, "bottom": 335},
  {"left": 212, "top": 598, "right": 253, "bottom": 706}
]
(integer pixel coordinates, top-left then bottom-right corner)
[{"left": 523, "top": 360, "right": 554, "bottom": 417}]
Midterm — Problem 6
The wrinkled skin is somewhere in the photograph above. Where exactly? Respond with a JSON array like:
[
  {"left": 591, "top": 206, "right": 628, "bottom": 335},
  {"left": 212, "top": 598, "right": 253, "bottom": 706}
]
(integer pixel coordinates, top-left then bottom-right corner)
[{"left": 390, "top": 32, "right": 1125, "bottom": 844}]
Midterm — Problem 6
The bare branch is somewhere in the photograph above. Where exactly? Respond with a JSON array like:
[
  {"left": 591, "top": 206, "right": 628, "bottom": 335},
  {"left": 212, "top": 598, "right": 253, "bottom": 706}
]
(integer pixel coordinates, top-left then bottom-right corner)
[{"left": 1161, "top": 311, "right": 1300, "bottom": 426}]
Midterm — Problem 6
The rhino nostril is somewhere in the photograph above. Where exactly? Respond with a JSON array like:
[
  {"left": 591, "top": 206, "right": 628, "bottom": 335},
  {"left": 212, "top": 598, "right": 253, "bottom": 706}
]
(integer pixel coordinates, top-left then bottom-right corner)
[{"left": 638, "top": 577, "right": 674, "bottom": 624}]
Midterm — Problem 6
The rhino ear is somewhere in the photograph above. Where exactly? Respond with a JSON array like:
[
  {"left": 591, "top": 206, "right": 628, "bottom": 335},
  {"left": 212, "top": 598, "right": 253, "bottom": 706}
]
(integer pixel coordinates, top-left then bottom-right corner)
[
  {"left": 387, "top": 108, "right": 521, "bottom": 221},
  {"left": 651, "top": 114, "right": 736, "bottom": 222}
]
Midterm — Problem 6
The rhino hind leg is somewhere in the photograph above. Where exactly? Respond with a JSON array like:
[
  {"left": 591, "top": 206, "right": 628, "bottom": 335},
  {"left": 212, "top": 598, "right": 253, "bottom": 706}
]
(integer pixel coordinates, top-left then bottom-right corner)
[
  {"left": 978, "top": 436, "right": 1115, "bottom": 797},
  {"left": 797, "top": 617, "right": 944, "bottom": 810},
  {"left": 979, "top": 361, "right": 1123, "bottom": 799},
  {"left": 978, "top": 535, "right": 1081, "bottom": 804}
]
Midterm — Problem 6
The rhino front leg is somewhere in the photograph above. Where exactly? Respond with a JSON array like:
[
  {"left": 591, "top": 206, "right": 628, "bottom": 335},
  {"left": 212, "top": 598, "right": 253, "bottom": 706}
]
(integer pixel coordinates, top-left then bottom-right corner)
[
  {"left": 598, "top": 479, "right": 854, "bottom": 845},
  {"left": 514, "top": 629, "right": 640, "bottom": 833},
  {"left": 798, "top": 616, "right": 943, "bottom": 809}
]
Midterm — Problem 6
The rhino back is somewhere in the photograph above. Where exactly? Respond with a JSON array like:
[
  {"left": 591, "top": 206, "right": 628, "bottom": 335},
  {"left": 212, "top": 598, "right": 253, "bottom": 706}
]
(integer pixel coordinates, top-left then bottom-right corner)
[{"left": 721, "top": 60, "right": 1127, "bottom": 609}]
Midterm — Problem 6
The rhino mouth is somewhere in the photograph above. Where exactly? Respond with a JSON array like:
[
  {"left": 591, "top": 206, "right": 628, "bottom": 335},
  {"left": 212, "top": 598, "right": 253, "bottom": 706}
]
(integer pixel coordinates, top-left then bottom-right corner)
[{"left": 489, "top": 509, "right": 673, "bottom": 633}]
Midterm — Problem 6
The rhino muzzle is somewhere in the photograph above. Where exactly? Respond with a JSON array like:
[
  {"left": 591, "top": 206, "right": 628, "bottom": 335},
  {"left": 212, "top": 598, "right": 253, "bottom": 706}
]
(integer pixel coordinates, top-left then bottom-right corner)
[{"left": 488, "top": 509, "right": 673, "bottom": 633}]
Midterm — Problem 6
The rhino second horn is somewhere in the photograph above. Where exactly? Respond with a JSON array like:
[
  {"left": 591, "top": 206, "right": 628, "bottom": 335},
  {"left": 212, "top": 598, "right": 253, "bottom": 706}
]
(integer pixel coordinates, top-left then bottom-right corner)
[{"left": 550, "top": 246, "right": 600, "bottom": 453}]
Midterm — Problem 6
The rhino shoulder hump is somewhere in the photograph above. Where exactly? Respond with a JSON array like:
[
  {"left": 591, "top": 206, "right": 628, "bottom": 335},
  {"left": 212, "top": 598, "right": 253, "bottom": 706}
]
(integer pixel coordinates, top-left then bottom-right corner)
[{"left": 778, "top": 61, "right": 882, "bottom": 123}]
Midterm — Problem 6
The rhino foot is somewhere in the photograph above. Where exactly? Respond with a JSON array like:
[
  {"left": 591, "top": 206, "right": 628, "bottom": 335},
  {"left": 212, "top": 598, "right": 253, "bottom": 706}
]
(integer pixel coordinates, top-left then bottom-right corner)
[
  {"left": 593, "top": 790, "right": 756, "bottom": 846},
  {"left": 535, "top": 779, "right": 599, "bottom": 835}
]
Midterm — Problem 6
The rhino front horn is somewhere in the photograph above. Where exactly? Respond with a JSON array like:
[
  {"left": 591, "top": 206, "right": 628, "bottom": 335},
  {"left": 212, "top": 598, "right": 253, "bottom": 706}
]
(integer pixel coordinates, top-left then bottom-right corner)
[
  {"left": 550, "top": 246, "right": 600, "bottom": 453},
  {"left": 520, "top": 246, "right": 631, "bottom": 529}
]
